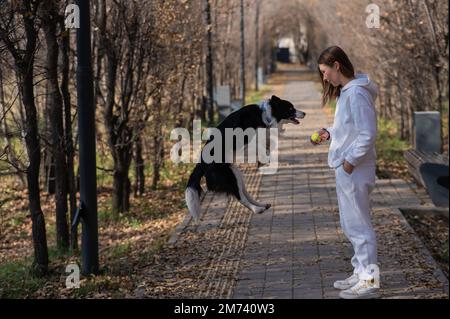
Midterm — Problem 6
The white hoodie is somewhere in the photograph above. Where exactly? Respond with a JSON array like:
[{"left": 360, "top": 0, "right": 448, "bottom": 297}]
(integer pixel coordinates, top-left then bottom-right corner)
[{"left": 326, "top": 73, "right": 378, "bottom": 169}]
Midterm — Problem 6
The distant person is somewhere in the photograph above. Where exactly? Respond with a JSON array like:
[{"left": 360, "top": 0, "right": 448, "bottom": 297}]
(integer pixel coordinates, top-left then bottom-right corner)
[{"left": 311, "top": 46, "right": 380, "bottom": 299}]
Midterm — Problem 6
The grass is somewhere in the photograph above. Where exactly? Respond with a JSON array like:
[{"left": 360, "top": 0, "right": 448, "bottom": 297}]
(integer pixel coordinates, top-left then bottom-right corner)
[
  {"left": 0, "top": 258, "right": 46, "bottom": 298},
  {"left": 0, "top": 136, "right": 25, "bottom": 171},
  {"left": 71, "top": 276, "right": 121, "bottom": 299},
  {"left": 127, "top": 218, "right": 142, "bottom": 229},
  {"left": 245, "top": 85, "right": 272, "bottom": 105},
  {"left": 97, "top": 198, "right": 168, "bottom": 224},
  {"left": 111, "top": 242, "right": 131, "bottom": 258},
  {"left": 137, "top": 235, "right": 168, "bottom": 264},
  {"left": 159, "top": 160, "right": 193, "bottom": 190},
  {"left": 0, "top": 244, "right": 74, "bottom": 298},
  {"left": 376, "top": 117, "right": 410, "bottom": 162},
  {"left": 0, "top": 228, "right": 172, "bottom": 298},
  {"left": 47, "top": 246, "right": 74, "bottom": 260},
  {"left": 136, "top": 200, "right": 169, "bottom": 220},
  {"left": 328, "top": 99, "right": 336, "bottom": 113},
  {"left": 98, "top": 205, "right": 123, "bottom": 223},
  {"left": 0, "top": 143, "right": 191, "bottom": 298},
  {"left": 65, "top": 234, "right": 168, "bottom": 297},
  {"left": 9, "top": 215, "right": 26, "bottom": 227}
]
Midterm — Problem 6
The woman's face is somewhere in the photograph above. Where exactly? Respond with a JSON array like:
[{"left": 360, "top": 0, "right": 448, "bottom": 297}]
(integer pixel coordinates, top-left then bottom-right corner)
[{"left": 319, "top": 63, "right": 340, "bottom": 87}]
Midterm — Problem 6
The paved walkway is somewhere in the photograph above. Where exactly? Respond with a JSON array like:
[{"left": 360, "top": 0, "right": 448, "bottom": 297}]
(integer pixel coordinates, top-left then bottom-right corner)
[{"left": 169, "top": 65, "right": 448, "bottom": 299}]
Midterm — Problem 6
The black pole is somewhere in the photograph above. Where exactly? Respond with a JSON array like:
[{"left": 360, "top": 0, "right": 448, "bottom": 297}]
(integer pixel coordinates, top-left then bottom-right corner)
[
  {"left": 254, "top": 0, "right": 260, "bottom": 91},
  {"left": 76, "top": 0, "right": 99, "bottom": 275},
  {"left": 240, "top": 0, "right": 245, "bottom": 105},
  {"left": 205, "top": 0, "right": 214, "bottom": 126}
]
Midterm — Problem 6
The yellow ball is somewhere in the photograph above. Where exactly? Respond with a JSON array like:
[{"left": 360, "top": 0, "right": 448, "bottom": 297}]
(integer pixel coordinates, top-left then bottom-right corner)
[{"left": 311, "top": 132, "right": 321, "bottom": 143}]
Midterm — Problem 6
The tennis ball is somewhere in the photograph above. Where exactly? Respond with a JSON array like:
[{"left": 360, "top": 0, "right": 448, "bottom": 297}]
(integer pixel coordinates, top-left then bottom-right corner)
[{"left": 311, "top": 132, "right": 321, "bottom": 143}]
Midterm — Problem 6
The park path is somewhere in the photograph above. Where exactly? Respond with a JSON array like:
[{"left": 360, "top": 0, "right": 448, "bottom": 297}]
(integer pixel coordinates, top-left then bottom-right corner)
[{"left": 168, "top": 64, "right": 448, "bottom": 299}]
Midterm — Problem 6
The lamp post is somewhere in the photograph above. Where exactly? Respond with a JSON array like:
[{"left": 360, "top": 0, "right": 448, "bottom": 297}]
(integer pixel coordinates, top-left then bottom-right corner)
[
  {"left": 75, "top": 0, "right": 99, "bottom": 275},
  {"left": 240, "top": 0, "right": 245, "bottom": 105}
]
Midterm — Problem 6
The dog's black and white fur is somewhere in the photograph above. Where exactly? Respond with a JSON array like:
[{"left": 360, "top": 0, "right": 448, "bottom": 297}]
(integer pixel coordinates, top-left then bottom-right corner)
[{"left": 185, "top": 95, "right": 306, "bottom": 220}]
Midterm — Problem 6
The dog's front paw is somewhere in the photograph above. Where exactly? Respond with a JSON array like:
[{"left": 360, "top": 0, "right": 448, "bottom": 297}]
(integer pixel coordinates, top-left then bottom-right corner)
[
  {"left": 254, "top": 206, "right": 265, "bottom": 214},
  {"left": 254, "top": 204, "right": 271, "bottom": 214}
]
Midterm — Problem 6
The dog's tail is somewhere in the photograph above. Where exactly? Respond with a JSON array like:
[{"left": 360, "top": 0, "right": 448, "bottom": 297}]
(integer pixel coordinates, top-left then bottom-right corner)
[{"left": 185, "top": 163, "right": 205, "bottom": 221}]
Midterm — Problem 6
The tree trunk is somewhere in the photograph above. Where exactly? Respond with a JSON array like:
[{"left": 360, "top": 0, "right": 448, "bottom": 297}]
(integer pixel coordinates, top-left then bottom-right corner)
[
  {"left": 199, "top": 67, "right": 207, "bottom": 122},
  {"left": 152, "top": 133, "right": 164, "bottom": 190},
  {"left": 104, "top": 51, "right": 134, "bottom": 213},
  {"left": 433, "top": 66, "right": 445, "bottom": 153},
  {"left": 134, "top": 133, "right": 145, "bottom": 197},
  {"left": 1, "top": 68, "right": 26, "bottom": 185},
  {"left": 18, "top": 3, "right": 49, "bottom": 275},
  {"left": 254, "top": 0, "right": 260, "bottom": 91},
  {"left": 205, "top": 0, "right": 214, "bottom": 125},
  {"left": 23, "top": 76, "right": 48, "bottom": 276},
  {"left": 395, "top": 75, "right": 406, "bottom": 140},
  {"left": 42, "top": 3, "right": 69, "bottom": 251},
  {"left": 175, "top": 61, "right": 188, "bottom": 128},
  {"left": 44, "top": 152, "right": 55, "bottom": 194},
  {"left": 43, "top": 82, "right": 55, "bottom": 195},
  {"left": 104, "top": 46, "right": 122, "bottom": 214},
  {"left": 112, "top": 154, "right": 131, "bottom": 213},
  {"left": 152, "top": 94, "right": 163, "bottom": 190},
  {"left": 93, "top": 0, "right": 106, "bottom": 112},
  {"left": 59, "top": 13, "right": 77, "bottom": 250}
]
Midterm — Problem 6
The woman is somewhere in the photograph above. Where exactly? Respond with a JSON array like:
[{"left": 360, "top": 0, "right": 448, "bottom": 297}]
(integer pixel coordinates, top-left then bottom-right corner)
[{"left": 312, "top": 46, "right": 380, "bottom": 299}]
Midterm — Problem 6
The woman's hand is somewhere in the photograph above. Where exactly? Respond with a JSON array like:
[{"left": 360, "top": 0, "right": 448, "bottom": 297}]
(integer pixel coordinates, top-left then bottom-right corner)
[
  {"left": 310, "top": 128, "right": 330, "bottom": 145},
  {"left": 343, "top": 160, "right": 354, "bottom": 174}
]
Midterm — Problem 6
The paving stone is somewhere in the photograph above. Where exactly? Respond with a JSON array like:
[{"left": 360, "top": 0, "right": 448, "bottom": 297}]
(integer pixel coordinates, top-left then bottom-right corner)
[{"left": 173, "top": 66, "right": 449, "bottom": 300}]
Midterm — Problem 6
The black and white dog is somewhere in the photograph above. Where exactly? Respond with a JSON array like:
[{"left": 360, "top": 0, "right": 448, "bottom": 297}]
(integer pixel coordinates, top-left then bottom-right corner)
[{"left": 185, "top": 95, "right": 306, "bottom": 220}]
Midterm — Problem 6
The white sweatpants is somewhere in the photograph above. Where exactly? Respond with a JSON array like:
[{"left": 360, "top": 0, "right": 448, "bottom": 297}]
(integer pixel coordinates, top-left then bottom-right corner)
[{"left": 335, "top": 163, "right": 377, "bottom": 277}]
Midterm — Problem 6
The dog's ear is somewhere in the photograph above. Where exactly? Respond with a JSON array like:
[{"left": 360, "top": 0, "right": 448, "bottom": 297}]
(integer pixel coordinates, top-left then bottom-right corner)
[
  {"left": 271, "top": 95, "right": 280, "bottom": 102},
  {"left": 270, "top": 95, "right": 281, "bottom": 107}
]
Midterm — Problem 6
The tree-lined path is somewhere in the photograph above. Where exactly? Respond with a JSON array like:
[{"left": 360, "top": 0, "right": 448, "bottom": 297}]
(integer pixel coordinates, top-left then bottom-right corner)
[{"left": 166, "top": 65, "right": 448, "bottom": 299}]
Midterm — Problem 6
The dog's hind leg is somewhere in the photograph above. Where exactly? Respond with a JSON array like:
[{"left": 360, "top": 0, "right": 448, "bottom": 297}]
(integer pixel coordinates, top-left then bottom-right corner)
[
  {"left": 234, "top": 188, "right": 268, "bottom": 215},
  {"left": 230, "top": 164, "right": 271, "bottom": 213}
]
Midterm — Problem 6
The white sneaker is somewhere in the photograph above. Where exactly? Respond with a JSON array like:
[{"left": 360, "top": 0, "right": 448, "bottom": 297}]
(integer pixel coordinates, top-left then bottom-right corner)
[
  {"left": 339, "top": 279, "right": 380, "bottom": 299},
  {"left": 333, "top": 273, "right": 359, "bottom": 290}
]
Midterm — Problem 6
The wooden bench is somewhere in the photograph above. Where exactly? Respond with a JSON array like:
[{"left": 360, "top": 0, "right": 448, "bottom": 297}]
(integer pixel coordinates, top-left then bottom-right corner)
[{"left": 404, "top": 149, "right": 449, "bottom": 187}]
